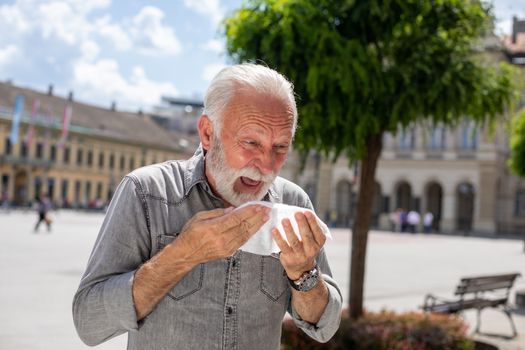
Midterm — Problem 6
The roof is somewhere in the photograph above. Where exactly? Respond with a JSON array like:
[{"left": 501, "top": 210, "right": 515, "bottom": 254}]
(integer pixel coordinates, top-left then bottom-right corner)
[
  {"left": 0, "top": 81, "right": 183, "bottom": 151},
  {"left": 504, "top": 33, "right": 525, "bottom": 54}
]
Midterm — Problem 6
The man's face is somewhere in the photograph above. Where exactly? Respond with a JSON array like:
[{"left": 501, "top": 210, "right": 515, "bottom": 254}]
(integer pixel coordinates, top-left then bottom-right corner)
[{"left": 204, "top": 89, "right": 294, "bottom": 206}]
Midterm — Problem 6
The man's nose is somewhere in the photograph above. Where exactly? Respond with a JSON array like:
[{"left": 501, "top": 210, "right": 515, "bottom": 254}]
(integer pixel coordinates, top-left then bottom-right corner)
[{"left": 255, "top": 149, "right": 276, "bottom": 175}]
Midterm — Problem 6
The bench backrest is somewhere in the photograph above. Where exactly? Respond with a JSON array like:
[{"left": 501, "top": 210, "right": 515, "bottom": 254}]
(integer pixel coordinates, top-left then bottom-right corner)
[{"left": 454, "top": 273, "right": 521, "bottom": 296}]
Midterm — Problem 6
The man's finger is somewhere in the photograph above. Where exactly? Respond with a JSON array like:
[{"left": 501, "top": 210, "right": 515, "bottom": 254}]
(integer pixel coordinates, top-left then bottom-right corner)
[
  {"left": 282, "top": 218, "right": 301, "bottom": 250},
  {"left": 197, "top": 207, "right": 232, "bottom": 220},
  {"left": 305, "top": 211, "right": 326, "bottom": 246},
  {"left": 220, "top": 205, "right": 269, "bottom": 230},
  {"left": 224, "top": 208, "right": 270, "bottom": 246},
  {"left": 295, "top": 212, "right": 316, "bottom": 248},
  {"left": 272, "top": 228, "right": 292, "bottom": 254}
]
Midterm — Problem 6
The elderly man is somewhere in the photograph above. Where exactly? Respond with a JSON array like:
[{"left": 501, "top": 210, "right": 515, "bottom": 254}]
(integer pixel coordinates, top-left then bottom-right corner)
[{"left": 73, "top": 64, "right": 342, "bottom": 349}]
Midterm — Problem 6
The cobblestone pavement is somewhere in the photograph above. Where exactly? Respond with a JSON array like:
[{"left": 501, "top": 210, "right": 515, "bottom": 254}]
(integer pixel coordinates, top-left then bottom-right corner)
[{"left": 0, "top": 210, "right": 523, "bottom": 349}]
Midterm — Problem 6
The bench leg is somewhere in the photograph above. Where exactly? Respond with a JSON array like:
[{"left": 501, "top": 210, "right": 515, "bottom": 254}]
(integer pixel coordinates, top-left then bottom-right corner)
[
  {"left": 475, "top": 308, "right": 482, "bottom": 333},
  {"left": 502, "top": 306, "right": 518, "bottom": 338}
]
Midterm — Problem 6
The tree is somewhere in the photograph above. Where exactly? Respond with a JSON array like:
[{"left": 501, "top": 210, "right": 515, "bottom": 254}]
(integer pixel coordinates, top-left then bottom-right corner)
[
  {"left": 224, "top": 0, "right": 514, "bottom": 319},
  {"left": 509, "top": 107, "right": 525, "bottom": 177}
]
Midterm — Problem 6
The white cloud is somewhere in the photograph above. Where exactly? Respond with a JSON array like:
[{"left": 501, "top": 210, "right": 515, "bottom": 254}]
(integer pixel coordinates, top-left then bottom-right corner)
[
  {"left": 184, "top": 0, "right": 225, "bottom": 26},
  {"left": 202, "top": 63, "right": 227, "bottom": 82},
  {"left": 201, "top": 38, "right": 224, "bottom": 54},
  {"left": 0, "top": 45, "right": 20, "bottom": 68},
  {"left": 73, "top": 58, "right": 178, "bottom": 110},
  {"left": 95, "top": 16, "right": 132, "bottom": 51},
  {"left": 80, "top": 40, "right": 100, "bottom": 61},
  {"left": 0, "top": 2, "right": 30, "bottom": 34},
  {"left": 129, "top": 6, "right": 182, "bottom": 56},
  {"left": 37, "top": 1, "right": 92, "bottom": 45}
]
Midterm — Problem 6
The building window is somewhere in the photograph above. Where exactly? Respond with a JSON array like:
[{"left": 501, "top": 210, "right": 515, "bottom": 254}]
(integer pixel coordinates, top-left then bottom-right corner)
[
  {"left": 96, "top": 182, "right": 103, "bottom": 199},
  {"left": 398, "top": 127, "right": 415, "bottom": 150},
  {"left": 98, "top": 152, "right": 105, "bottom": 169},
  {"left": 85, "top": 181, "right": 91, "bottom": 203},
  {"left": 47, "top": 177, "right": 55, "bottom": 200},
  {"left": 77, "top": 148, "right": 84, "bottom": 166},
  {"left": 61, "top": 179, "right": 69, "bottom": 202},
  {"left": 515, "top": 190, "right": 525, "bottom": 218},
  {"left": 87, "top": 150, "right": 93, "bottom": 167},
  {"left": 50, "top": 145, "right": 56, "bottom": 162},
  {"left": 75, "top": 180, "right": 81, "bottom": 205},
  {"left": 1, "top": 174, "right": 9, "bottom": 194},
  {"left": 34, "top": 177, "right": 42, "bottom": 198},
  {"left": 21, "top": 143, "right": 28, "bottom": 158},
  {"left": 460, "top": 121, "right": 478, "bottom": 150},
  {"left": 129, "top": 157, "right": 135, "bottom": 171},
  {"left": 4, "top": 137, "right": 12, "bottom": 155},
  {"left": 120, "top": 155, "right": 125, "bottom": 171},
  {"left": 109, "top": 154, "right": 115, "bottom": 169},
  {"left": 428, "top": 125, "right": 445, "bottom": 150},
  {"left": 64, "top": 147, "right": 70, "bottom": 164},
  {"left": 36, "top": 142, "right": 44, "bottom": 159}
]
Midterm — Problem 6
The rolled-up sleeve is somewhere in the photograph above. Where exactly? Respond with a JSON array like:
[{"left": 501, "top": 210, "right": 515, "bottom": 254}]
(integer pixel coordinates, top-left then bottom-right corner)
[
  {"left": 289, "top": 248, "right": 343, "bottom": 343},
  {"left": 72, "top": 176, "right": 151, "bottom": 346}
]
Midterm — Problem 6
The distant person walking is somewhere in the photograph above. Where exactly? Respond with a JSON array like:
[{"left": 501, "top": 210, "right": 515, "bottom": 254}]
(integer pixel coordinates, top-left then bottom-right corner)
[
  {"left": 34, "top": 192, "right": 52, "bottom": 233},
  {"left": 423, "top": 212, "right": 434, "bottom": 233},
  {"left": 400, "top": 209, "right": 408, "bottom": 232},
  {"left": 389, "top": 208, "right": 402, "bottom": 232},
  {"left": 407, "top": 210, "right": 421, "bottom": 233}
]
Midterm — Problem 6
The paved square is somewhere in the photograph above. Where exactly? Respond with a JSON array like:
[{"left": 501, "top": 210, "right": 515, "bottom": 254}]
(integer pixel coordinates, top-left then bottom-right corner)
[{"left": 0, "top": 210, "right": 523, "bottom": 349}]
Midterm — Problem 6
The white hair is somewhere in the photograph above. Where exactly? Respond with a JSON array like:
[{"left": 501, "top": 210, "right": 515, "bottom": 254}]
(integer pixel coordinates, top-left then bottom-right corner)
[{"left": 203, "top": 63, "right": 298, "bottom": 135}]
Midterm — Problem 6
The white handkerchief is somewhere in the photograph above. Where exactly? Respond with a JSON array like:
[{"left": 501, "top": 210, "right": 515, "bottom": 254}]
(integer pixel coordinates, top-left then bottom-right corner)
[{"left": 236, "top": 201, "right": 331, "bottom": 256}]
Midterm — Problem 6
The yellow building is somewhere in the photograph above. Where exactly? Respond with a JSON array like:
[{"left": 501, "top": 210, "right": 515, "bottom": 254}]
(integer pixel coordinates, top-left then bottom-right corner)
[{"left": 0, "top": 82, "right": 190, "bottom": 208}]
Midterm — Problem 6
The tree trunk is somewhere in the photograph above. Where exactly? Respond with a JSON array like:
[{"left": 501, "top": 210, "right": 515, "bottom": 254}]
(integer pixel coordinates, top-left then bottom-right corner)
[{"left": 349, "top": 133, "right": 383, "bottom": 320}]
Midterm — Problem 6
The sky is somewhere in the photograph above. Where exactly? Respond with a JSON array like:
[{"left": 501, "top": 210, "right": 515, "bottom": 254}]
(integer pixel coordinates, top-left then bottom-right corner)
[{"left": 0, "top": 0, "right": 524, "bottom": 113}]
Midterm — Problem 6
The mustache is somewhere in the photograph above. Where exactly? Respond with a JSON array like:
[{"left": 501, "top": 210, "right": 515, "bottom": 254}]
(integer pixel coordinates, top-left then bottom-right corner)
[{"left": 235, "top": 166, "right": 276, "bottom": 182}]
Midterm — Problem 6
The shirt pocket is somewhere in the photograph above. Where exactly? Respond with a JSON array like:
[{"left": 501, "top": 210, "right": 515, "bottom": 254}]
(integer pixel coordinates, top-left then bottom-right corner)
[
  {"left": 259, "top": 255, "right": 289, "bottom": 302},
  {"left": 158, "top": 233, "right": 205, "bottom": 301}
]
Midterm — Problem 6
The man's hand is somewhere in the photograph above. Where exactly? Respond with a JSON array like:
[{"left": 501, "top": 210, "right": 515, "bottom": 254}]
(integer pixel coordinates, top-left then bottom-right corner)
[
  {"left": 177, "top": 204, "right": 271, "bottom": 265},
  {"left": 133, "top": 204, "right": 270, "bottom": 320},
  {"left": 272, "top": 211, "right": 326, "bottom": 280}
]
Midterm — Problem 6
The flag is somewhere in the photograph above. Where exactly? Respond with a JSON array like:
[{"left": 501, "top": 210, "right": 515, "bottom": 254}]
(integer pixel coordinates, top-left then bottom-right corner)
[
  {"left": 25, "top": 99, "right": 40, "bottom": 148},
  {"left": 57, "top": 105, "right": 72, "bottom": 148},
  {"left": 9, "top": 95, "right": 25, "bottom": 145}
]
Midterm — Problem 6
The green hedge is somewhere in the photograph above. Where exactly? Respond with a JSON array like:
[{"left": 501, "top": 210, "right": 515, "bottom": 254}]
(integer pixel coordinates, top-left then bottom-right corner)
[{"left": 282, "top": 310, "right": 474, "bottom": 350}]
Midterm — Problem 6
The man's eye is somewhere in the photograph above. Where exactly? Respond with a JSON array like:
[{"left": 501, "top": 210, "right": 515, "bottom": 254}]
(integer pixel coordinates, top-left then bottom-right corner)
[
  {"left": 244, "top": 140, "right": 257, "bottom": 146},
  {"left": 274, "top": 145, "right": 289, "bottom": 153}
]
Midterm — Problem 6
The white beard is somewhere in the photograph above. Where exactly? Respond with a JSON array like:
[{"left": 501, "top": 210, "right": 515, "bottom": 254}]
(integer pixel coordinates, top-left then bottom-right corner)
[{"left": 206, "top": 138, "right": 276, "bottom": 207}]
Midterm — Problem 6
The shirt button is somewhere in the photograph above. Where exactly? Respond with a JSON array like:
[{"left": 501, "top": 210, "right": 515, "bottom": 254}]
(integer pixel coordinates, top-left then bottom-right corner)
[{"left": 227, "top": 307, "right": 233, "bottom": 314}]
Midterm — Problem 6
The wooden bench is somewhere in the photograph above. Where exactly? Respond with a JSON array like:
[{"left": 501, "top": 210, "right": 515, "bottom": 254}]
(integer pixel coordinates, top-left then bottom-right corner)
[{"left": 422, "top": 273, "right": 521, "bottom": 337}]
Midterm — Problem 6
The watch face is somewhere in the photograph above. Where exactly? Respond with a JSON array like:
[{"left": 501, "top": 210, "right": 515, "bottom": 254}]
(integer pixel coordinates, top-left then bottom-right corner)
[
  {"left": 298, "top": 273, "right": 318, "bottom": 292},
  {"left": 292, "top": 266, "right": 319, "bottom": 292}
]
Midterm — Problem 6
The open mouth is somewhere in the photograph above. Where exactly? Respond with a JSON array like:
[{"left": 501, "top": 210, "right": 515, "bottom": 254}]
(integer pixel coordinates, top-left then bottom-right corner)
[{"left": 240, "top": 176, "right": 262, "bottom": 187}]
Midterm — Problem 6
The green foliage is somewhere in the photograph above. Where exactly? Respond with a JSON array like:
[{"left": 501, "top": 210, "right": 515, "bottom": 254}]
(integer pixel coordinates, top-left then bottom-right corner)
[
  {"left": 281, "top": 310, "right": 474, "bottom": 350},
  {"left": 509, "top": 108, "right": 525, "bottom": 177},
  {"left": 224, "top": 0, "right": 514, "bottom": 161}
]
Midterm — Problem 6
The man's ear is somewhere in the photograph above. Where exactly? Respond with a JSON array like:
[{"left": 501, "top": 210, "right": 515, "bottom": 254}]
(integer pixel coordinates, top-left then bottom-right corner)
[{"left": 198, "top": 115, "right": 214, "bottom": 150}]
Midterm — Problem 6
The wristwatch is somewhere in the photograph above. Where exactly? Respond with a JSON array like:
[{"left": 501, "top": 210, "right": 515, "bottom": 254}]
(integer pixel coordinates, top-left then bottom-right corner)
[{"left": 287, "top": 266, "right": 319, "bottom": 292}]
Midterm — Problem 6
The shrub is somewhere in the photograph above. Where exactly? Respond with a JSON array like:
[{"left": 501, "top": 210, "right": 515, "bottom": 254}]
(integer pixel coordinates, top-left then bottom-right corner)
[{"left": 281, "top": 309, "right": 474, "bottom": 350}]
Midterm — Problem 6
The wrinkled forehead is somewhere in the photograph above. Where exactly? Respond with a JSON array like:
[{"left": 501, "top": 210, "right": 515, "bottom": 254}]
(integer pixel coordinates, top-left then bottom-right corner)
[{"left": 223, "top": 88, "right": 295, "bottom": 123}]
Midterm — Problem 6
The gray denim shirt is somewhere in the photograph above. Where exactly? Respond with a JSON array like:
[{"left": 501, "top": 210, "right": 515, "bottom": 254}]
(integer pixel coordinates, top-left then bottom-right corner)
[{"left": 73, "top": 146, "right": 342, "bottom": 350}]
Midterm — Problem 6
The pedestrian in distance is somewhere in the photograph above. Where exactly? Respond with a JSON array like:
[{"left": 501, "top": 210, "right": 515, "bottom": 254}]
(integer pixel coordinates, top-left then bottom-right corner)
[
  {"left": 73, "top": 63, "right": 342, "bottom": 349},
  {"left": 407, "top": 210, "right": 421, "bottom": 233},
  {"left": 423, "top": 211, "right": 434, "bottom": 234},
  {"left": 400, "top": 209, "right": 408, "bottom": 232},
  {"left": 34, "top": 192, "right": 52, "bottom": 233}
]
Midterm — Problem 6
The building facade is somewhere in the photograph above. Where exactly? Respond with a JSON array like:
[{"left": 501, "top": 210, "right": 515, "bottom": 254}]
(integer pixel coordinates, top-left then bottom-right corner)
[
  {"left": 290, "top": 122, "right": 525, "bottom": 235},
  {"left": 0, "top": 82, "right": 188, "bottom": 208}
]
